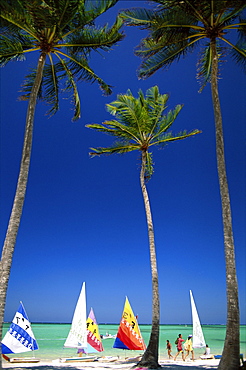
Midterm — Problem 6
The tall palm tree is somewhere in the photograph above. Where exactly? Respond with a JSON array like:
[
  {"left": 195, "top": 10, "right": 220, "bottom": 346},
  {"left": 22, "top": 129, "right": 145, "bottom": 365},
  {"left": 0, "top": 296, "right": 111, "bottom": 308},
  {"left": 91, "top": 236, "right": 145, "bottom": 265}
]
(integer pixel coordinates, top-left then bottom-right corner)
[
  {"left": 120, "top": 2, "right": 246, "bottom": 368},
  {"left": 86, "top": 86, "right": 200, "bottom": 368},
  {"left": 0, "top": 0, "right": 123, "bottom": 362}
]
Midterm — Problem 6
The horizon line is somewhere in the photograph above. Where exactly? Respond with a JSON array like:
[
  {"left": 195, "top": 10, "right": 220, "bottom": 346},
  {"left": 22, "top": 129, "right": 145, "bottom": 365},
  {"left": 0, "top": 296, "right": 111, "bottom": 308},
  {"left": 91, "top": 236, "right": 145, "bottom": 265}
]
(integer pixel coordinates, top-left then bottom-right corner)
[{"left": 4, "top": 321, "right": 245, "bottom": 325}]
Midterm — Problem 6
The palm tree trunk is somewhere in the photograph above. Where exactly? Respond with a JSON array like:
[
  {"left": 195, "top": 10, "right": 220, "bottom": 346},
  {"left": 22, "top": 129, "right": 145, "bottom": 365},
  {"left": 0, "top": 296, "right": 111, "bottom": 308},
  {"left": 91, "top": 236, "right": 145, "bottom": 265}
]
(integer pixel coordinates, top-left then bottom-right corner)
[
  {"left": 0, "top": 53, "right": 46, "bottom": 365},
  {"left": 210, "top": 41, "right": 240, "bottom": 370},
  {"left": 137, "top": 150, "right": 160, "bottom": 369}
]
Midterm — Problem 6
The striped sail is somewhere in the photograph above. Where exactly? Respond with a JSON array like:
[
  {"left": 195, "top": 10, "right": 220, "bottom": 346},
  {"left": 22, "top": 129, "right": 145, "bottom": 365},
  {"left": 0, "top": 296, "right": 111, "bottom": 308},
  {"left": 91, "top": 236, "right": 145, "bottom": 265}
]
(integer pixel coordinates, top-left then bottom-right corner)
[
  {"left": 64, "top": 282, "right": 87, "bottom": 349},
  {"left": 1, "top": 302, "right": 38, "bottom": 354},
  {"left": 113, "top": 297, "right": 146, "bottom": 351},
  {"left": 86, "top": 308, "right": 103, "bottom": 352}
]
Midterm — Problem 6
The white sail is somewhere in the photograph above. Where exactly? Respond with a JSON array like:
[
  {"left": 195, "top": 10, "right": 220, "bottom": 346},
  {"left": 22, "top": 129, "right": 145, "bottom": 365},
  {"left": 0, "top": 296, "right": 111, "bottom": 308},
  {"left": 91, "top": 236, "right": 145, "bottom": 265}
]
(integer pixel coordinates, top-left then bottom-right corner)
[
  {"left": 64, "top": 282, "right": 87, "bottom": 349},
  {"left": 1, "top": 302, "right": 38, "bottom": 354},
  {"left": 190, "top": 290, "right": 206, "bottom": 348}
]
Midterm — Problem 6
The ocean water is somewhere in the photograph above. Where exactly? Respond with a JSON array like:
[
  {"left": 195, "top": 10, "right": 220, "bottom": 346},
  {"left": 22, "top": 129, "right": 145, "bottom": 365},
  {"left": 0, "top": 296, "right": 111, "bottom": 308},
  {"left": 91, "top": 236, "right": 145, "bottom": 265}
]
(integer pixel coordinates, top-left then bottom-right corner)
[{"left": 2, "top": 323, "right": 246, "bottom": 361}]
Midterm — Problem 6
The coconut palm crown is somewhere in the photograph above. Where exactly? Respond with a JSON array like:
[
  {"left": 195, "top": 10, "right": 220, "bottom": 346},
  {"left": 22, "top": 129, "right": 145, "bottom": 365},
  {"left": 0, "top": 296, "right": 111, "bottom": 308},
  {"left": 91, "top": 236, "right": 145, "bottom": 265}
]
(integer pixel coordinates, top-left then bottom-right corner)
[
  {"left": 120, "top": 0, "right": 246, "bottom": 87},
  {"left": 0, "top": 0, "right": 124, "bottom": 120},
  {"left": 87, "top": 86, "right": 200, "bottom": 173},
  {"left": 87, "top": 86, "right": 201, "bottom": 369}
]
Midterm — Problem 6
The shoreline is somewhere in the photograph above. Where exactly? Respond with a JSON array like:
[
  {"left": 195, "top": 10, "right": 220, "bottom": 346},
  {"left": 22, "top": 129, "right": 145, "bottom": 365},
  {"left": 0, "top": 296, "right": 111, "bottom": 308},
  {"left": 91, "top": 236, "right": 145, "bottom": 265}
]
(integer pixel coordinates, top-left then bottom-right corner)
[{"left": 1, "top": 356, "right": 222, "bottom": 369}]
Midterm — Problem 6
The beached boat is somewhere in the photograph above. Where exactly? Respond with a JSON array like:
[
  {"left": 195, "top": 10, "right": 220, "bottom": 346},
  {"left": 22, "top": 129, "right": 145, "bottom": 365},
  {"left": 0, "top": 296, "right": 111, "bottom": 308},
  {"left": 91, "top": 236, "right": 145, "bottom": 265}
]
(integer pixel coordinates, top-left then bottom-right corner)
[
  {"left": 113, "top": 297, "right": 145, "bottom": 362},
  {"left": 190, "top": 290, "right": 206, "bottom": 348},
  {"left": 1, "top": 302, "right": 40, "bottom": 363},
  {"left": 97, "top": 355, "right": 119, "bottom": 362},
  {"left": 60, "top": 355, "right": 97, "bottom": 363},
  {"left": 102, "top": 333, "right": 116, "bottom": 339},
  {"left": 60, "top": 282, "right": 103, "bottom": 363}
]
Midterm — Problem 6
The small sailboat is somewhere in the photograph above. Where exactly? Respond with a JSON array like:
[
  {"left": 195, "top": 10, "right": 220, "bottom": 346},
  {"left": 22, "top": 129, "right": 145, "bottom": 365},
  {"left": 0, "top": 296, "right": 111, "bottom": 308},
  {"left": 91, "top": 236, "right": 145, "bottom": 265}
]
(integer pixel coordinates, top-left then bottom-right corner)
[
  {"left": 1, "top": 302, "right": 39, "bottom": 363},
  {"left": 113, "top": 297, "right": 145, "bottom": 362},
  {"left": 102, "top": 333, "right": 116, "bottom": 339},
  {"left": 189, "top": 290, "right": 206, "bottom": 348},
  {"left": 60, "top": 282, "right": 103, "bottom": 362}
]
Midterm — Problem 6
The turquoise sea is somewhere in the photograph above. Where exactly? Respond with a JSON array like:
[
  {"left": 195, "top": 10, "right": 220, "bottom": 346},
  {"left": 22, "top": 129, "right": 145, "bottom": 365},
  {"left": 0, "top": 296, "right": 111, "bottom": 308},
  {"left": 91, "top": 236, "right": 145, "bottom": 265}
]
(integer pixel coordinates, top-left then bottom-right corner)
[{"left": 2, "top": 323, "right": 246, "bottom": 361}]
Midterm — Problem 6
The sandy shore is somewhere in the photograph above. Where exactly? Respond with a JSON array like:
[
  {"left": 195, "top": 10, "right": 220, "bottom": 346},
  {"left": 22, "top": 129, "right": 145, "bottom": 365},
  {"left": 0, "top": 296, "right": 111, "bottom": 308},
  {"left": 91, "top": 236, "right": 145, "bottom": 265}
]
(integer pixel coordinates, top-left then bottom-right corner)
[{"left": 2, "top": 357, "right": 221, "bottom": 370}]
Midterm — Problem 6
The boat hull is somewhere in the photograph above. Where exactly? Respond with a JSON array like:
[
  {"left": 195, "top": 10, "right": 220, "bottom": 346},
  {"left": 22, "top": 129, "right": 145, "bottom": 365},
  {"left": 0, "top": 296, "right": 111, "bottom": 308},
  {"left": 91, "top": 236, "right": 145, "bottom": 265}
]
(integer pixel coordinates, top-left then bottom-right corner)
[
  {"left": 97, "top": 356, "right": 119, "bottom": 362},
  {"left": 2, "top": 354, "right": 40, "bottom": 363},
  {"left": 60, "top": 355, "right": 98, "bottom": 363},
  {"left": 117, "top": 355, "right": 142, "bottom": 364}
]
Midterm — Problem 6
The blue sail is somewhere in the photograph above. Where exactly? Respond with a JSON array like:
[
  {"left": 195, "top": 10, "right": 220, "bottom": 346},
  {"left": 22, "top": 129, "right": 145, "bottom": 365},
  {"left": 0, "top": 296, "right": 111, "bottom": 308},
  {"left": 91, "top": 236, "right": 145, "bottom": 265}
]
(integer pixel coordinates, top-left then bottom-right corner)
[
  {"left": 113, "top": 337, "right": 129, "bottom": 350},
  {"left": 1, "top": 302, "right": 38, "bottom": 354}
]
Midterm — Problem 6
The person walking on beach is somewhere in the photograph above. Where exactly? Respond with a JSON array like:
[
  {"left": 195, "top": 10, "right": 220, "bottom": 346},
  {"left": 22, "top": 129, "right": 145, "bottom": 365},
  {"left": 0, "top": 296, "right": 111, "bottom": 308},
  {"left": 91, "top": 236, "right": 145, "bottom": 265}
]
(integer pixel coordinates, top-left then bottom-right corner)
[
  {"left": 184, "top": 335, "right": 194, "bottom": 361},
  {"left": 173, "top": 334, "right": 185, "bottom": 361},
  {"left": 166, "top": 340, "right": 173, "bottom": 359}
]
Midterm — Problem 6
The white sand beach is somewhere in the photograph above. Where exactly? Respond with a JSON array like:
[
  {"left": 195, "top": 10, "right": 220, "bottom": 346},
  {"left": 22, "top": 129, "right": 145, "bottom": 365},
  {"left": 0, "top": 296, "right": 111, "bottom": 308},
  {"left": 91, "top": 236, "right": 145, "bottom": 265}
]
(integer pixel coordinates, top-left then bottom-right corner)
[{"left": 2, "top": 357, "right": 221, "bottom": 370}]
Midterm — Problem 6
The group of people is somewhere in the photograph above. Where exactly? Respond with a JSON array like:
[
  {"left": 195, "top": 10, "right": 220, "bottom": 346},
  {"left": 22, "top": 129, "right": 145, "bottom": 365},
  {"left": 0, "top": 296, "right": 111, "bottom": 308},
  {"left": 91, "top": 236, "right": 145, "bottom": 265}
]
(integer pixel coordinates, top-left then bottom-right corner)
[
  {"left": 166, "top": 334, "right": 193, "bottom": 361},
  {"left": 166, "top": 334, "right": 211, "bottom": 361}
]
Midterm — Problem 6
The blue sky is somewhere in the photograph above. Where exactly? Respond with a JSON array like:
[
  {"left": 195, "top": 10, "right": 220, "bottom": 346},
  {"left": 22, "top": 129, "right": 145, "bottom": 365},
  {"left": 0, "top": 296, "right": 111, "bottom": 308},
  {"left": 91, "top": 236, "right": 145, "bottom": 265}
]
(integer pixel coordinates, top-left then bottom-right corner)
[{"left": 0, "top": 1, "right": 245, "bottom": 325}]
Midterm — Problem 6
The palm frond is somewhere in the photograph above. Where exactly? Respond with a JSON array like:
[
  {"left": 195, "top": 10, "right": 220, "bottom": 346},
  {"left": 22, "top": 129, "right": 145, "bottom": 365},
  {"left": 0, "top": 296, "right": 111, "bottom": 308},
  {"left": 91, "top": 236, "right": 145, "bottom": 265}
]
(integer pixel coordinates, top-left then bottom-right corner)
[
  {"left": 84, "top": 0, "right": 119, "bottom": 20},
  {"left": 120, "top": 8, "right": 156, "bottom": 28},
  {"left": 20, "top": 55, "right": 81, "bottom": 120},
  {"left": 145, "top": 85, "right": 167, "bottom": 106},
  {"left": 64, "top": 18, "right": 124, "bottom": 56},
  {"left": 153, "top": 104, "right": 183, "bottom": 140},
  {"left": 151, "top": 11, "right": 201, "bottom": 43},
  {"left": 154, "top": 129, "right": 201, "bottom": 147},
  {"left": 230, "top": 37, "right": 246, "bottom": 72},
  {"left": 40, "top": 58, "right": 61, "bottom": 118},
  {"left": 215, "top": 2, "right": 246, "bottom": 26},
  {"left": 106, "top": 94, "right": 144, "bottom": 135},
  {"left": 19, "top": 66, "right": 43, "bottom": 101},
  {"left": 0, "top": 0, "right": 37, "bottom": 38},
  {"left": 143, "top": 86, "right": 169, "bottom": 134},
  {"left": 88, "top": 142, "right": 139, "bottom": 157},
  {"left": 237, "top": 15, "right": 246, "bottom": 39},
  {"left": 59, "top": 58, "right": 81, "bottom": 120},
  {"left": 0, "top": 35, "right": 28, "bottom": 65},
  {"left": 86, "top": 120, "right": 142, "bottom": 144},
  {"left": 47, "top": 0, "right": 81, "bottom": 32},
  {"left": 137, "top": 37, "right": 202, "bottom": 79},
  {"left": 229, "top": 15, "right": 246, "bottom": 71},
  {"left": 25, "top": 1, "right": 60, "bottom": 32},
  {"left": 63, "top": 53, "right": 112, "bottom": 95},
  {"left": 61, "top": 0, "right": 119, "bottom": 38},
  {"left": 145, "top": 151, "right": 154, "bottom": 181},
  {"left": 196, "top": 43, "right": 213, "bottom": 92}
]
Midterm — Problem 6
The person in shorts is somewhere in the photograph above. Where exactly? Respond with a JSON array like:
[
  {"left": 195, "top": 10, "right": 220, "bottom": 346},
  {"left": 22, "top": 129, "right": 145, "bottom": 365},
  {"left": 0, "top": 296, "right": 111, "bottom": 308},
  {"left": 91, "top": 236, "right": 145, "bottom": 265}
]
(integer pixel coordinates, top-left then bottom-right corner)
[
  {"left": 174, "top": 333, "right": 185, "bottom": 361},
  {"left": 184, "top": 335, "right": 194, "bottom": 360}
]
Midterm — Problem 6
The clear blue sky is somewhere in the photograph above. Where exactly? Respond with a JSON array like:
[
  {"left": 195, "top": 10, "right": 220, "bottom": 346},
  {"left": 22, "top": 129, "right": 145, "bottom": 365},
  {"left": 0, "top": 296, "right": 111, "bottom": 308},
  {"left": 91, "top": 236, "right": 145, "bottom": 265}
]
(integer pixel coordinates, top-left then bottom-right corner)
[{"left": 0, "top": 1, "right": 245, "bottom": 325}]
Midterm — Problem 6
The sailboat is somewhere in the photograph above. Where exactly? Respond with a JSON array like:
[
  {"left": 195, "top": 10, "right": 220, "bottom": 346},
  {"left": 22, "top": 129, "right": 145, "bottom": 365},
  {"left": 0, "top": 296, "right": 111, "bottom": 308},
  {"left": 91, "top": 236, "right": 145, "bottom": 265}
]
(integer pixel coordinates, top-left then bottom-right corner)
[
  {"left": 60, "top": 282, "right": 103, "bottom": 363},
  {"left": 189, "top": 290, "right": 206, "bottom": 348},
  {"left": 1, "top": 302, "right": 40, "bottom": 363},
  {"left": 113, "top": 297, "right": 146, "bottom": 362}
]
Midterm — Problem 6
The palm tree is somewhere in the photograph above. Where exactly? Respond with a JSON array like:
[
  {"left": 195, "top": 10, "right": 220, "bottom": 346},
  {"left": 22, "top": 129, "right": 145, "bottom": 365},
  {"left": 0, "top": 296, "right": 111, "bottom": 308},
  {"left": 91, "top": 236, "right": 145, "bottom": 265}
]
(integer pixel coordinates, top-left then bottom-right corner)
[
  {"left": 120, "top": 2, "right": 246, "bottom": 368},
  {"left": 0, "top": 0, "right": 123, "bottom": 361},
  {"left": 86, "top": 85, "right": 200, "bottom": 368}
]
